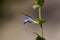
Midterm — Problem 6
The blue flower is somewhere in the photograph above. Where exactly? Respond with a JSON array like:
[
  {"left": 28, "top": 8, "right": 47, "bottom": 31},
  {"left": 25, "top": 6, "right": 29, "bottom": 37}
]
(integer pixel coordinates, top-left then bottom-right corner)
[{"left": 24, "top": 16, "right": 39, "bottom": 24}]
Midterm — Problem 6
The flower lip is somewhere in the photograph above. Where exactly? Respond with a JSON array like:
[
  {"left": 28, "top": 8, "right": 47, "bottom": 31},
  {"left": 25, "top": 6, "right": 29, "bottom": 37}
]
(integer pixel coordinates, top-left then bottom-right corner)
[{"left": 24, "top": 16, "right": 35, "bottom": 24}]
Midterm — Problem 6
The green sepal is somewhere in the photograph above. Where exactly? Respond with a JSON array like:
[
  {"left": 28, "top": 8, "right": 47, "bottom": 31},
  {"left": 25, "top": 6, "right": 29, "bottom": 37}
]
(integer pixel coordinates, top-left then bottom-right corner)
[
  {"left": 34, "top": 21, "right": 39, "bottom": 24},
  {"left": 34, "top": 0, "right": 44, "bottom": 7},
  {"left": 33, "top": 32, "right": 45, "bottom": 40},
  {"left": 34, "top": 19, "right": 39, "bottom": 24}
]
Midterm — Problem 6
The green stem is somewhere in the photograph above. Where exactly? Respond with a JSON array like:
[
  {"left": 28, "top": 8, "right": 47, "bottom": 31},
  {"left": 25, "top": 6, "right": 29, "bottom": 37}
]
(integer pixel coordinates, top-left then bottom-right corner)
[
  {"left": 40, "top": 23, "right": 44, "bottom": 37},
  {"left": 39, "top": 7, "right": 41, "bottom": 19},
  {"left": 38, "top": 7, "right": 44, "bottom": 37}
]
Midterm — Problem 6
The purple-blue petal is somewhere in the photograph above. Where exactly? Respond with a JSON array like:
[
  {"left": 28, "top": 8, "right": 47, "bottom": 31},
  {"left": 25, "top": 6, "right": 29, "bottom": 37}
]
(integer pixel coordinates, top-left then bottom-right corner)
[{"left": 24, "top": 16, "right": 33, "bottom": 23}]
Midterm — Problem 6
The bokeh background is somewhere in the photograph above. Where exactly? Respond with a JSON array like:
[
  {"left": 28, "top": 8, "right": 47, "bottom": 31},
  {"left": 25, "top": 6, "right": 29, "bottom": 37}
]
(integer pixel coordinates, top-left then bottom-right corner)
[{"left": 0, "top": 0, "right": 60, "bottom": 40}]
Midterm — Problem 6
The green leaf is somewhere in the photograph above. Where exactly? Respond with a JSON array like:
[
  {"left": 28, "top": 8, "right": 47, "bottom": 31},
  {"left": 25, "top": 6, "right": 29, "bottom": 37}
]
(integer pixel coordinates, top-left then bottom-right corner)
[
  {"left": 22, "top": 12, "right": 32, "bottom": 18},
  {"left": 33, "top": 32, "right": 45, "bottom": 40},
  {"left": 34, "top": 0, "right": 44, "bottom": 7},
  {"left": 21, "top": 11, "right": 33, "bottom": 19}
]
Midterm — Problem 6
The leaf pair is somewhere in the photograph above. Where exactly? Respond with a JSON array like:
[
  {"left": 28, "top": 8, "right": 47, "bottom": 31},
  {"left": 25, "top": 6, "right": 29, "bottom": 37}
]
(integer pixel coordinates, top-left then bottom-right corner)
[{"left": 39, "top": 19, "right": 47, "bottom": 24}]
